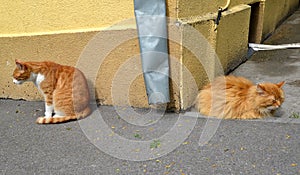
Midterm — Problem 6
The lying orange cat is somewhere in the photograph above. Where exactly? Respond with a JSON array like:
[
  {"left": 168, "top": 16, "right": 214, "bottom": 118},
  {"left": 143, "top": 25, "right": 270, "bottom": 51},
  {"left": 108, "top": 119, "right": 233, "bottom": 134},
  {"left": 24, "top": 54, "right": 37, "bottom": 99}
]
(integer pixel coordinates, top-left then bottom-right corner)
[
  {"left": 13, "top": 60, "right": 91, "bottom": 124},
  {"left": 195, "top": 75, "right": 285, "bottom": 119}
]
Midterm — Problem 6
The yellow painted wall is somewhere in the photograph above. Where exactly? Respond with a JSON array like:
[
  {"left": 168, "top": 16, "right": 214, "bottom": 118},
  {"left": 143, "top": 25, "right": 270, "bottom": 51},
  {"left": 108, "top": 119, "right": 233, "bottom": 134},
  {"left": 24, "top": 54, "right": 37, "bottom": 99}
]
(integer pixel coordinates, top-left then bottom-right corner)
[
  {"left": 0, "top": 31, "right": 97, "bottom": 100},
  {"left": 0, "top": 0, "right": 135, "bottom": 35},
  {"left": 262, "top": 0, "right": 299, "bottom": 39},
  {"left": 1, "top": 0, "right": 298, "bottom": 37},
  {"left": 177, "top": 0, "right": 260, "bottom": 18}
]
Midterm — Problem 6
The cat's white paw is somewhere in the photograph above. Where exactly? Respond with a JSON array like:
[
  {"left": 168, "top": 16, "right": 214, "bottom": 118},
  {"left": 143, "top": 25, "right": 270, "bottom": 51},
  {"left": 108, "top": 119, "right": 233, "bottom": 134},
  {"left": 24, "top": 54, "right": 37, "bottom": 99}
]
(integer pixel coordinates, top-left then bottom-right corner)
[
  {"left": 53, "top": 115, "right": 64, "bottom": 118},
  {"left": 44, "top": 112, "right": 52, "bottom": 117},
  {"left": 45, "top": 104, "right": 54, "bottom": 117},
  {"left": 54, "top": 111, "right": 65, "bottom": 117}
]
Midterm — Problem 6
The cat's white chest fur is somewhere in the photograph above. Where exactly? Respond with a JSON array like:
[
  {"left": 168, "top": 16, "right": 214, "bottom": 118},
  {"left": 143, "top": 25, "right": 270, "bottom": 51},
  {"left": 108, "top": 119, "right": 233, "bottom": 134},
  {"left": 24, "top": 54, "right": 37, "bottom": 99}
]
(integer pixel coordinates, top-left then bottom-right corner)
[{"left": 32, "top": 73, "right": 45, "bottom": 88}]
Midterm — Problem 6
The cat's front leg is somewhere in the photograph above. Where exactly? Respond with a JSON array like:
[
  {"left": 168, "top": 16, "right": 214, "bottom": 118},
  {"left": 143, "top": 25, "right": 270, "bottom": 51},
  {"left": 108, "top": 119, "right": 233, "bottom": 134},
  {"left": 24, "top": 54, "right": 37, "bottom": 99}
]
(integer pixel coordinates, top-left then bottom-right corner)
[
  {"left": 40, "top": 81, "right": 55, "bottom": 117},
  {"left": 45, "top": 103, "right": 54, "bottom": 117},
  {"left": 43, "top": 93, "right": 54, "bottom": 117}
]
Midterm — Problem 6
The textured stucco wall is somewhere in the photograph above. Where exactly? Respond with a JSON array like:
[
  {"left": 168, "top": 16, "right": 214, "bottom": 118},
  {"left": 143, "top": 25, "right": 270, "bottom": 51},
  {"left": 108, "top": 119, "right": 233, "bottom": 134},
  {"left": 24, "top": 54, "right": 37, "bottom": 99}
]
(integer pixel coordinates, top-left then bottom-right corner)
[
  {"left": 0, "top": 26, "right": 181, "bottom": 109},
  {"left": 177, "top": 0, "right": 259, "bottom": 18},
  {"left": 0, "top": 32, "right": 96, "bottom": 100},
  {"left": 0, "top": 0, "right": 135, "bottom": 35},
  {"left": 179, "top": 5, "right": 251, "bottom": 109},
  {"left": 216, "top": 5, "right": 251, "bottom": 70},
  {"left": 262, "top": 0, "right": 299, "bottom": 39}
]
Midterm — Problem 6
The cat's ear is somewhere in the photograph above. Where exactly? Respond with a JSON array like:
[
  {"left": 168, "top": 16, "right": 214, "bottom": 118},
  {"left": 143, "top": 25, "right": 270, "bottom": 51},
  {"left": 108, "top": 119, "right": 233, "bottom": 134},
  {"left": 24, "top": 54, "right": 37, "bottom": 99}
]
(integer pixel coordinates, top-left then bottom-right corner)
[
  {"left": 256, "top": 84, "right": 266, "bottom": 96},
  {"left": 276, "top": 81, "right": 285, "bottom": 88},
  {"left": 15, "top": 59, "right": 26, "bottom": 70}
]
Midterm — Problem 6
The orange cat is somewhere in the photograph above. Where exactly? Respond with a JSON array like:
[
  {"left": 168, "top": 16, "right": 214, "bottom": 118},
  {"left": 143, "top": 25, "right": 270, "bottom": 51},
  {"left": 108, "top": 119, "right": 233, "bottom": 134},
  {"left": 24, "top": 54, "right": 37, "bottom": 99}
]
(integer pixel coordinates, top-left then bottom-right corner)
[
  {"left": 13, "top": 60, "right": 91, "bottom": 124},
  {"left": 195, "top": 75, "right": 285, "bottom": 119}
]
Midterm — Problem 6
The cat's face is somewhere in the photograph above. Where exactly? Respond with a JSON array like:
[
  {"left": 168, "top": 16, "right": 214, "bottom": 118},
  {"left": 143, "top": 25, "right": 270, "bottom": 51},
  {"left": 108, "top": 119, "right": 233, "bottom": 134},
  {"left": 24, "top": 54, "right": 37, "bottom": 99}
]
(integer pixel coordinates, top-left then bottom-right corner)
[
  {"left": 12, "top": 60, "right": 31, "bottom": 85},
  {"left": 256, "top": 82, "right": 285, "bottom": 112}
]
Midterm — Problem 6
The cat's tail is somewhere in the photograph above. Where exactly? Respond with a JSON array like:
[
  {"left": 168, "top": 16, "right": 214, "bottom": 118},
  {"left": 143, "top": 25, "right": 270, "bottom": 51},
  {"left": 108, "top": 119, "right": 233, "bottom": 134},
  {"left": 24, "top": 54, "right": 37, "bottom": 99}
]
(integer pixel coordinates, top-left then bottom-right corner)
[{"left": 36, "top": 107, "right": 92, "bottom": 124}]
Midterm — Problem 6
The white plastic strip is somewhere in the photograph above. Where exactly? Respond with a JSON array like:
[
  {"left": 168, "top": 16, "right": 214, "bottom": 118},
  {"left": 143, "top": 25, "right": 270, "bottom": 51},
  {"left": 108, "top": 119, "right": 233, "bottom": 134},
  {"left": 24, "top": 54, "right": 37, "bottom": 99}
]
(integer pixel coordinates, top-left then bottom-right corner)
[{"left": 249, "top": 43, "right": 300, "bottom": 51}]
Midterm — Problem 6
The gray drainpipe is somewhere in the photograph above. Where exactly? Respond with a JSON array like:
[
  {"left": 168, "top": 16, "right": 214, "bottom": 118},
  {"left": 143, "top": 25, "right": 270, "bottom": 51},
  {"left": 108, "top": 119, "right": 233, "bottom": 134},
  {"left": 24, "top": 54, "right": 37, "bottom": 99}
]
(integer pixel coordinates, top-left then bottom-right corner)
[{"left": 134, "top": 0, "right": 170, "bottom": 105}]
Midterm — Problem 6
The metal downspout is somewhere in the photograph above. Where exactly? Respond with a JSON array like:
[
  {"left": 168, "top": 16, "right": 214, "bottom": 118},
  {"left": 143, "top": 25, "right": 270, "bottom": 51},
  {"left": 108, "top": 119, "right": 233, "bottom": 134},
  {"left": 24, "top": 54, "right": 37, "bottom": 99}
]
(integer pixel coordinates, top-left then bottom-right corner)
[{"left": 134, "top": 0, "right": 170, "bottom": 105}]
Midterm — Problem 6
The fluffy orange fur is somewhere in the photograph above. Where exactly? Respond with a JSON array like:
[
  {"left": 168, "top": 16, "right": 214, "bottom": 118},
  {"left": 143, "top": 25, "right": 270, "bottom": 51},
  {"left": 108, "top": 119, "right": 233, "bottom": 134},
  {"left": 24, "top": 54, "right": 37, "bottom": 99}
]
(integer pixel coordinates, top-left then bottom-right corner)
[
  {"left": 13, "top": 60, "right": 91, "bottom": 124},
  {"left": 195, "top": 75, "right": 285, "bottom": 119}
]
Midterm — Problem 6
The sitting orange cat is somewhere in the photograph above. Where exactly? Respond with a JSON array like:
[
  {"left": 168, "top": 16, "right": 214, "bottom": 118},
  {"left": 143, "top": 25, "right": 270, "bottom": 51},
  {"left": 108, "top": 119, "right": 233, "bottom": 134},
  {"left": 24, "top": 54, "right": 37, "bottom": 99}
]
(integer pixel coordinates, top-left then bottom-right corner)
[
  {"left": 13, "top": 60, "right": 91, "bottom": 124},
  {"left": 195, "top": 75, "right": 285, "bottom": 119}
]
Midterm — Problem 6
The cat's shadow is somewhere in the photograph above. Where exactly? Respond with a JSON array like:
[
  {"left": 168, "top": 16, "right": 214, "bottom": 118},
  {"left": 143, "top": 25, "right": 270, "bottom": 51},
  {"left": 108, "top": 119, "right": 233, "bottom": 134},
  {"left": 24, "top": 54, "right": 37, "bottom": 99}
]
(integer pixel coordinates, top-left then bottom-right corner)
[{"left": 273, "top": 108, "right": 285, "bottom": 118}]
